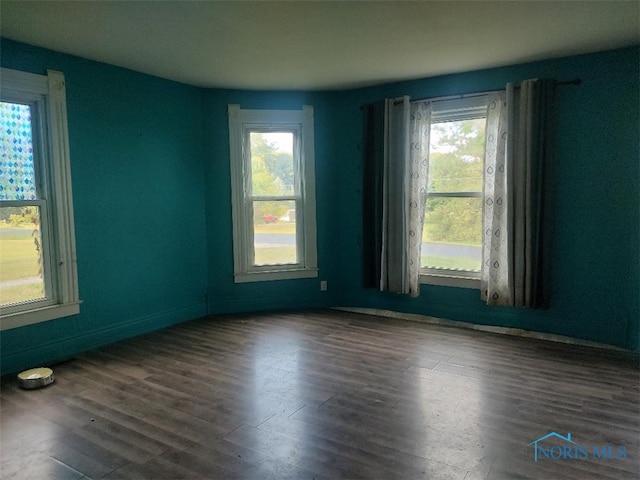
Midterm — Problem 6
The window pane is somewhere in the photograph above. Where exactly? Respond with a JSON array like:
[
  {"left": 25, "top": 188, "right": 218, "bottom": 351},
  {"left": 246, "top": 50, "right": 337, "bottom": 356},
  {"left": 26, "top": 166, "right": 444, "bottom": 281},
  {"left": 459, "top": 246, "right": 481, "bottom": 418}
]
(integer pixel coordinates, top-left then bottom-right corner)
[
  {"left": 428, "top": 118, "right": 485, "bottom": 193},
  {"left": 0, "top": 102, "right": 36, "bottom": 200},
  {"left": 0, "top": 206, "right": 46, "bottom": 306},
  {"left": 422, "top": 197, "right": 482, "bottom": 272},
  {"left": 253, "top": 200, "right": 297, "bottom": 266},
  {"left": 250, "top": 131, "right": 295, "bottom": 197}
]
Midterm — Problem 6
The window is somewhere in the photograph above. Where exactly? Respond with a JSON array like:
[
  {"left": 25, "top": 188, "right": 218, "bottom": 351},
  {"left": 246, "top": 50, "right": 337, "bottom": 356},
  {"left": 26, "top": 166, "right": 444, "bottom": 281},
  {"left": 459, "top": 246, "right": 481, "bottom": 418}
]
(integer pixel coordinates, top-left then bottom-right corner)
[
  {"left": 0, "top": 68, "right": 79, "bottom": 330},
  {"left": 228, "top": 105, "right": 317, "bottom": 282},
  {"left": 421, "top": 96, "right": 489, "bottom": 288}
]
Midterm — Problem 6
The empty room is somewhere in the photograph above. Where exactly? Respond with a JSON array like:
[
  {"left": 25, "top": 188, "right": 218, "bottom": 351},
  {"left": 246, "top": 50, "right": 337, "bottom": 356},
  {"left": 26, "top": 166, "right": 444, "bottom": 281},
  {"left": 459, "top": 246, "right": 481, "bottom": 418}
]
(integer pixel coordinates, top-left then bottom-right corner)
[{"left": 0, "top": 1, "right": 638, "bottom": 479}]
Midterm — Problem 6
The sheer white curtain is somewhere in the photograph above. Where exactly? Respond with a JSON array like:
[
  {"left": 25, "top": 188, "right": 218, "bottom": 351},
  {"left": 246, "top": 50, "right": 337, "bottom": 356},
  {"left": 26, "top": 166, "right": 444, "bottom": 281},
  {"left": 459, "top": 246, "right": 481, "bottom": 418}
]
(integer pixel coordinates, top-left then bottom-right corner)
[
  {"left": 380, "top": 97, "right": 431, "bottom": 296},
  {"left": 482, "top": 92, "right": 510, "bottom": 304},
  {"left": 482, "top": 79, "right": 553, "bottom": 307}
]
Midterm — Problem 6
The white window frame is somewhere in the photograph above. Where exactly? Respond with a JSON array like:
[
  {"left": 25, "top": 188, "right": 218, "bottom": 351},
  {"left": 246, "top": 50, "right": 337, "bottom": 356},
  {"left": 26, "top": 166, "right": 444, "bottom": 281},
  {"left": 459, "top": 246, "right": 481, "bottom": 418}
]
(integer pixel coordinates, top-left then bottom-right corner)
[
  {"left": 420, "top": 96, "right": 489, "bottom": 289},
  {"left": 0, "top": 68, "right": 80, "bottom": 330},
  {"left": 228, "top": 105, "right": 317, "bottom": 283}
]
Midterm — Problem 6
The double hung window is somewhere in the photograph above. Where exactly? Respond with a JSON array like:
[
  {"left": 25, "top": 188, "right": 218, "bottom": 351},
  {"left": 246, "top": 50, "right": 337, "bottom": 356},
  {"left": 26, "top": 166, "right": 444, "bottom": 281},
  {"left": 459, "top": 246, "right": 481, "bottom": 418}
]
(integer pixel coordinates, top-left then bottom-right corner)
[
  {"left": 0, "top": 68, "right": 79, "bottom": 329},
  {"left": 421, "top": 96, "right": 489, "bottom": 287},
  {"left": 228, "top": 105, "right": 317, "bottom": 282}
]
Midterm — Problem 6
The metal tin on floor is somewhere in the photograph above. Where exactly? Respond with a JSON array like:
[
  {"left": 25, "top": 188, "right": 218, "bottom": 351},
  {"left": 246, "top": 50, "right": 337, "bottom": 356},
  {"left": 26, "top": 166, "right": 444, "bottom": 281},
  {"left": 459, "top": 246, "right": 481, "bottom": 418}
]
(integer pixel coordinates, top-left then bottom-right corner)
[{"left": 17, "top": 367, "right": 55, "bottom": 389}]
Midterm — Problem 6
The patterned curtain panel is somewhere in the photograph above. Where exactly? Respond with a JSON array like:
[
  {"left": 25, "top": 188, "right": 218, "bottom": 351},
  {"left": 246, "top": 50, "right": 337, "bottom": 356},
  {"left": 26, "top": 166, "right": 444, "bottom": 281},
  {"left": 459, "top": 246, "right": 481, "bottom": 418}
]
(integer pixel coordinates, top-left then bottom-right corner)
[
  {"left": 407, "top": 100, "right": 431, "bottom": 295},
  {"left": 380, "top": 97, "right": 431, "bottom": 297},
  {"left": 482, "top": 79, "right": 554, "bottom": 308},
  {"left": 481, "top": 92, "right": 510, "bottom": 304}
]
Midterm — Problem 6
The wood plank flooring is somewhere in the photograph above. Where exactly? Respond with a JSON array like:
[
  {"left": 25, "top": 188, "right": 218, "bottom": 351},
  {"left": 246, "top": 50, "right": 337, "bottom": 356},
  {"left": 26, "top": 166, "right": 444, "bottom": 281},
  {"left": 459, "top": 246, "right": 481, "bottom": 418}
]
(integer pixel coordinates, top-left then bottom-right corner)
[{"left": 1, "top": 310, "right": 639, "bottom": 479}]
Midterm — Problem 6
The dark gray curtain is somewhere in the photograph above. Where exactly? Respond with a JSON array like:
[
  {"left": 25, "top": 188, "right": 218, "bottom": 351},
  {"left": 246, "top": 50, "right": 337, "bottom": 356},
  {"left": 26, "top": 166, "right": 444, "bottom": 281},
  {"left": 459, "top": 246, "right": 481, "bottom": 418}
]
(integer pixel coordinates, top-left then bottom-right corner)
[
  {"left": 524, "top": 78, "right": 554, "bottom": 309},
  {"left": 362, "top": 102, "right": 384, "bottom": 289}
]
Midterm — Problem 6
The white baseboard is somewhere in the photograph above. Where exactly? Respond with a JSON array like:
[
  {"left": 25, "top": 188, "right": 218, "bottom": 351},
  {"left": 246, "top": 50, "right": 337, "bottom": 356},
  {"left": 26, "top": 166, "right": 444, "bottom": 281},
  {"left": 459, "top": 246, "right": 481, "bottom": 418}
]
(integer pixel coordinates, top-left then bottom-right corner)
[{"left": 333, "top": 306, "right": 630, "bottom": 352}]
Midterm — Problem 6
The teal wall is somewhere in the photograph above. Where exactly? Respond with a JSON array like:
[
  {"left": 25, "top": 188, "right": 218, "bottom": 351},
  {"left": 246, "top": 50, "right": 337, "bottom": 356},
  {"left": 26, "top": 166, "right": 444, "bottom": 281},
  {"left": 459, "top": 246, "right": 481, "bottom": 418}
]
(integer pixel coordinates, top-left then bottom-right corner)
[
  {"left": 0, "top": 39, "right": 209, "bottom": 373},
  {"left": 1, "top": 39, "right": 637, "bottom": 374},
  {"left": 201, "top": 89, "right": 339, "bottom": 314},
  {"left": 333, "top": 47, "right": 639, "bottom": 351}
]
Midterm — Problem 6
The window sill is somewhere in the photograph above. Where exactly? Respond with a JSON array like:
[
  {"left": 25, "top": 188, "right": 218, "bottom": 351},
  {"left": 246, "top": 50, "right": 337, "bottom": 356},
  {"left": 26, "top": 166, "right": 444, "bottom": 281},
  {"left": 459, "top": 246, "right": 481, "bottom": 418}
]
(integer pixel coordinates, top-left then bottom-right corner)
[
  {"left": 1, "top": 302, "right": 81, "bottom": 331},
  {"left": 420, "top": 273, "right": 480, "bottom": 289},
  {"left": 234, "top": 268, "right": 318, "bottom": 283}
]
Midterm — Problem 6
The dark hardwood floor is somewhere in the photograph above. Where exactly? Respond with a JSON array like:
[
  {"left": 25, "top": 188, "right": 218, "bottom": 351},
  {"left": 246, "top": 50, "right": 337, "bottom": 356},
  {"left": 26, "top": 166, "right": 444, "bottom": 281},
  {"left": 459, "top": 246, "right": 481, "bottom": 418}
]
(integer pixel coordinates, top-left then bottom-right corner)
[{"left": 1, "top": 310, "right": 639, "bottom": 479}]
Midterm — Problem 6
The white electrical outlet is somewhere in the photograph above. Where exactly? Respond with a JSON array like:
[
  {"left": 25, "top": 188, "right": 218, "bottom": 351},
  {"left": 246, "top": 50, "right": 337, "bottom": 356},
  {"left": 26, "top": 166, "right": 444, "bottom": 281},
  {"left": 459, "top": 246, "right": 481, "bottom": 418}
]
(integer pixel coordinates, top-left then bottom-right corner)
[{"left": 320, "top": 280, "right": 328, "bottom": 291}]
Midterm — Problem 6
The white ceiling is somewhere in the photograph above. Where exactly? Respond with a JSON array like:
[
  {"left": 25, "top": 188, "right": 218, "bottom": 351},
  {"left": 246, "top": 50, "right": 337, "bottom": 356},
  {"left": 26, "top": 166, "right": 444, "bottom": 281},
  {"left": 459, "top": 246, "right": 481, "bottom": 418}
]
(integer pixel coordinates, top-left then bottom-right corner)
[{"left": 1, "top": 1, "right": 638, "bottom": 90}]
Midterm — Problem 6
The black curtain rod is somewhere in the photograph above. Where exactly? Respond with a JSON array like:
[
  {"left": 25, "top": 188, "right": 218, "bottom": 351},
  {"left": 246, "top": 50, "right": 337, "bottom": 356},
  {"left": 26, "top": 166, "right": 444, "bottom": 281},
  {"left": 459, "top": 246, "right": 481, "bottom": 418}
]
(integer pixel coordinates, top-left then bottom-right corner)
[
  {"left": 555, "top": 78, "right": 582, "bottom": 87},
  {"left": 362, "top": 78, "right": 582, "bottom": 110}
]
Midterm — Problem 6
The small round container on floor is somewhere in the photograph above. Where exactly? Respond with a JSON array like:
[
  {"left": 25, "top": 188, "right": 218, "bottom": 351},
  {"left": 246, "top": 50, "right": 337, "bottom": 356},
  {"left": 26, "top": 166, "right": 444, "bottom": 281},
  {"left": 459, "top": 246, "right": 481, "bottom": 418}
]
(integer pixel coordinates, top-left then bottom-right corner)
[{"left": 17, "top": 367, "right": 55, "bottom": 389}]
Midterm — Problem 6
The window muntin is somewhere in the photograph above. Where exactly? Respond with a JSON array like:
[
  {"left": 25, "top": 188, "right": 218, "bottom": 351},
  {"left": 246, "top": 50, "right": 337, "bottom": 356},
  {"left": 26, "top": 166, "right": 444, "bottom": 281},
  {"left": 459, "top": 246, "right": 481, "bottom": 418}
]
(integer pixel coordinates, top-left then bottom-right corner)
[
  {"left": 228, "top": 105, "right": 317, "bottom": 282},
  {"left": 0, "top": 68, "right": 79, "bottom": 329},
  {"left": 421, "top": 97, "right": 488, "bottom": 283}
]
